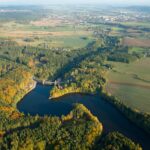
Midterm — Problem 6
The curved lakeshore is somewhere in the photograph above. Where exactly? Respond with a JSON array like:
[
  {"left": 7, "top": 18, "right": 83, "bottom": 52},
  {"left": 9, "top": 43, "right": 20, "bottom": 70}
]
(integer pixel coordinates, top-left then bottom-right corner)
[
  {"left": 13, "top": 80, "right": 37, "bottom": 106},
  {"left": 17, "top": 84, "right": 150, "bottom": 150}
]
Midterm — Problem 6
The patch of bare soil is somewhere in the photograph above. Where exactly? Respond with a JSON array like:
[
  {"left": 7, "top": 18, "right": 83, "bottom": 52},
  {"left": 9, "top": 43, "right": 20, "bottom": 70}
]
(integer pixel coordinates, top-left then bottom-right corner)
[{"left": 122, "top": 37, "right": 150, "bottom": 47}]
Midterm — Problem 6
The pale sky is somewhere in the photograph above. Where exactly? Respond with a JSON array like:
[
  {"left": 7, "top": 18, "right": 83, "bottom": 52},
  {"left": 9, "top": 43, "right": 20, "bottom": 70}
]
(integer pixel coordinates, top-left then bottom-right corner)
[{"left": 0, "top": 0, "right": 150, "bottom": 6}]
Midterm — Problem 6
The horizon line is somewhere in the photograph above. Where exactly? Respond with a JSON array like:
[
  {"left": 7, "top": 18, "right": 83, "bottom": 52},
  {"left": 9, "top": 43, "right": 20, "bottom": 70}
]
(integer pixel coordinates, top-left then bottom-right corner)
[{"left": 0, "top": 3, "right": 150, "bottom": 7}]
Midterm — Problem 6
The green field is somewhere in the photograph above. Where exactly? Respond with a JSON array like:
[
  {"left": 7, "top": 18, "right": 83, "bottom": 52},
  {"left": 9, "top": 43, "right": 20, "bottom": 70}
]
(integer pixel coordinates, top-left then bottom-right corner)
[
  {"left": 121, "top": 21, "right": 150, "bottom": 28},
  {"left": 106, "top": 58, "right": 150, "bottom": 113},
  {"left": 0, "top": 21, "right": 94, "bottom": 49},
  {"left": 128, "top": 47, "right": 146, "bottom": 53},
  {"left": 42, "top": 36, "right": 94, "bottom": 49},
  {"left": 14, "top": 35, "right": 94, "bottom": 49}
]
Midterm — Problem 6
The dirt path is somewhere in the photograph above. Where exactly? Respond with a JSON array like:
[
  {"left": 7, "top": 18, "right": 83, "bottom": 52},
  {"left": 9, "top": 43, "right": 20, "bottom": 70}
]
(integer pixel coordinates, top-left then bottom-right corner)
[{"left": 109, "top": 80, "right": 150, "bottom": 89}]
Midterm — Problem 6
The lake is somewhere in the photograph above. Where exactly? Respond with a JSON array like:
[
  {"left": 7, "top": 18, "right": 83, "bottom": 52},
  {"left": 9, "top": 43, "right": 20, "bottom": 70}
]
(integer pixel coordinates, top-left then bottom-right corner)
[{"left": 17, "top": 84, "right": 150, "bottom": 150}]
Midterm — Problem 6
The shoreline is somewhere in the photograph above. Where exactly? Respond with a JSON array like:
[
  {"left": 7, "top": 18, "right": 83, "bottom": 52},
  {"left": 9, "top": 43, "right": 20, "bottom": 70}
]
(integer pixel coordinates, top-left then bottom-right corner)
[
  {"left": 49, "top": 86, "right": 150, "bottom": 136},
  {"left": 50, "top": 92, "right": 95, "bottom": 100},
  {"left": 18, "top": 81, "right": 150, "bottom": 138},
  {"left": 26, "top": 80, "right": 37, "bottom": 93},
  {"left": 18, "top": 84, "right": 150, "bottom": 149},
  {"left": 14, "top": 80, "right": 37, "bottom": 107}
]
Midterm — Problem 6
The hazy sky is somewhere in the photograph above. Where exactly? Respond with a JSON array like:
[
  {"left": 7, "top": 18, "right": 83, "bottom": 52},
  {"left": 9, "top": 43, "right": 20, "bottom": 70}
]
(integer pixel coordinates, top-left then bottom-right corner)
[{"left": 0, "top": 0, "right": 150, "bottom": 6}]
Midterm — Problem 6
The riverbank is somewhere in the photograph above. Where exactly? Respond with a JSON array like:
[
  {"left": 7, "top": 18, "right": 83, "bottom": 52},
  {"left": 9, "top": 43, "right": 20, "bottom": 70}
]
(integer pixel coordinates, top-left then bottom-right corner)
[
  {"left": 0, "top": 68, "right": 37, "bottom": 109},
  {"left": 24, "top": 80, "right": 37, "bottom": 97},
  {"left": 13, "top": 80, "right": 37, "bottom": 107},
  {"left": 49, "top": 84, "right": 150, "bottom": 136},
  {"left": 50, "top": 86, "right": 83, "bottom": 99},
  {"left": 50, "top": 84, "right": 97, "bottom": 99},
  {"left": 17, "top": 84, "right": 150, "bottom": 150},
  {"left": 100, "top": 90, "right": 150, "bottom": 135},
  {"left": 26, "top": 80, "right": 37, "bottom": 93}
]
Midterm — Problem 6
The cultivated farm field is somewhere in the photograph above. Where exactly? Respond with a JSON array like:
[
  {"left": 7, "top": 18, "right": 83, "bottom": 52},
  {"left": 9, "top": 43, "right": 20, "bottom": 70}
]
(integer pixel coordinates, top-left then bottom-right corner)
[
  {"left": 106, "top": 58, "right": 150, "bottom": 113},
  {"left": 0, "top": 21, "right": 94, "bottom": 49},
  {"left": 122, "top": 37, "right": 150, "bottom": 47}
]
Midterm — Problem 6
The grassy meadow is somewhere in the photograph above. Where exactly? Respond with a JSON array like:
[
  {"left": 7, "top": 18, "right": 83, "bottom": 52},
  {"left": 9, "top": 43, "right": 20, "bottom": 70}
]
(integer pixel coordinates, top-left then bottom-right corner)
[
  {"left": 106, "top": 58, "right": 150, "bottom": 113},
  {"left": 0, "top": 11, "right": 150, "bottom": 113},
  {"left": 121, "top": 21, "right": 150, "bottom": 28},
  {"left": 0, "top": 21, "right": 94, "bottom": 49}
]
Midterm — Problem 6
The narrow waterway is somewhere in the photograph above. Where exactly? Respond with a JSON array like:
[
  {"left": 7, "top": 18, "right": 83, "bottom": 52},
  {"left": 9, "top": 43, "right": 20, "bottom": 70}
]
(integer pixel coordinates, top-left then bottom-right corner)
[{"left": 17, "top": 84, "right": 150, "bottom": 150}]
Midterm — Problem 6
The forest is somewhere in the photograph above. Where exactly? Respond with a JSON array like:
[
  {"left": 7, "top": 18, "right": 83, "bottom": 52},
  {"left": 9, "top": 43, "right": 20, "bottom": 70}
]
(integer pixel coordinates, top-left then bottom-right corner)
[
  {"left": 0, "top": 5, "right": 150, "bottom": 150},
  {"left": 0, "top": 36, "right": 146, "bottom": 149},
  {"left": 0, "top": 104, "right": 142, "bottom": 150},
  {"left": 50, "top": 47, "right": 150, "bottom": 136}
]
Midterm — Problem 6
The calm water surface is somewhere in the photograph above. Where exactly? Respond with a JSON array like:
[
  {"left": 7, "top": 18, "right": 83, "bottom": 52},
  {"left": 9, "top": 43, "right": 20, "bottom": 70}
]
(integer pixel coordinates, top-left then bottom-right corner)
[{"left": 17, "top": 84, "right": 150, "bottom": 150}]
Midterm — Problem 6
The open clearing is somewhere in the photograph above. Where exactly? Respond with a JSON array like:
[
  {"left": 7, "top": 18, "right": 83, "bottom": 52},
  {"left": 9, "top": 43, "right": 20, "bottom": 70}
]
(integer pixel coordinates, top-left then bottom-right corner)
[
  {"left": 121, "top": 22, "right": 150, "bottom": 28},
  {"left": 0, "top": 21, "right": 94, "bottom": 48},
  {"left": 122, "top": 37, "right": 150, "bottom": 47},
  {"left": 106, "top": 58, "right": 150, "bottom": 113},
  {"left": 0, "top": 30, "right": 91, "bottom": 38}
]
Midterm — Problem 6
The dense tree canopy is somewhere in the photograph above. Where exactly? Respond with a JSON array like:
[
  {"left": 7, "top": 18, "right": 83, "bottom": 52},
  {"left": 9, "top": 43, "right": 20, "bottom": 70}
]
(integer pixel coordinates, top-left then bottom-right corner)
[
  {"left": 0, "top": 104, "right": 103, "bottom": 150},
  {"left": 98, "top": 132, "right": 142, "bottom": 150},
  {"left": 0, "top": 24, "right": 148, "bottom": 149}
]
